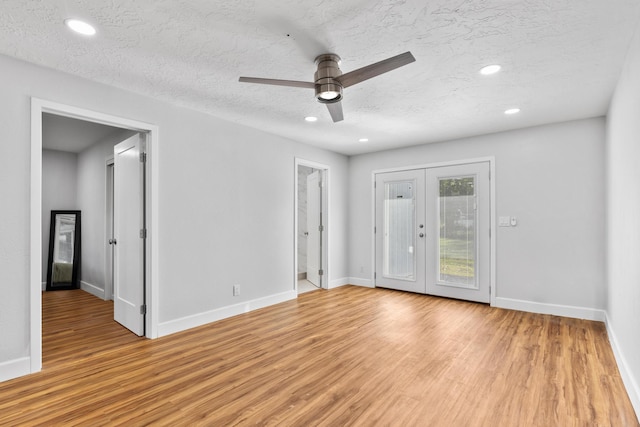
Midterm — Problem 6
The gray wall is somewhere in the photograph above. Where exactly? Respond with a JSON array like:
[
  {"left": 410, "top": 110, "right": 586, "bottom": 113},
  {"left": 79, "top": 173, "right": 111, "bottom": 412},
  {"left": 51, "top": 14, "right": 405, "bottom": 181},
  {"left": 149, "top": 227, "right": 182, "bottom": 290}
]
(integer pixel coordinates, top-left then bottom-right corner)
[
  {"left": 349, "top": 117, "right": 606, "bottom": 310},
  {"left": 606, "top": 20, "right": 640, "bottom": 413},
  {"left": 0, "top": 53, "right": 349, "bottom": 377},
  {"left": 41, "top": 150, "right": 78, "bottom": 283}
]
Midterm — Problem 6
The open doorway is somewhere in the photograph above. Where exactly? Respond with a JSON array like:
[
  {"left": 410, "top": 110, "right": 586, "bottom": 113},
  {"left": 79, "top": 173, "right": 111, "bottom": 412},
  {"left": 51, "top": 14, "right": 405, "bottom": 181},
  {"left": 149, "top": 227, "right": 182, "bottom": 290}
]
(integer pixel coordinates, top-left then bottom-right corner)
[
  {"left": 295, "top": 159, "right": 329, "bottom": 294},
  {"left": 30, "top": 98, "right": 159, "bottom": 375}
]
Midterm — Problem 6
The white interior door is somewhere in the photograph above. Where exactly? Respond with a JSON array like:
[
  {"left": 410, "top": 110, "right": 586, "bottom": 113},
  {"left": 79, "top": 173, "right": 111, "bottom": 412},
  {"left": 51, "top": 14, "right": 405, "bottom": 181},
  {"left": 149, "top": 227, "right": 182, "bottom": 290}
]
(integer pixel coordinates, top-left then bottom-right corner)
[
  {"left": 306, "top": 171, "right": 321, "bottom": 286},
  {"left": 375, "top": 169, "right": 426, "bottom": 293},
  {"left": 425, "top": 162, "right": 491, "bottom": 303},
  {"left": 113, "top": 134, "right": 145, "bottom": 336}
]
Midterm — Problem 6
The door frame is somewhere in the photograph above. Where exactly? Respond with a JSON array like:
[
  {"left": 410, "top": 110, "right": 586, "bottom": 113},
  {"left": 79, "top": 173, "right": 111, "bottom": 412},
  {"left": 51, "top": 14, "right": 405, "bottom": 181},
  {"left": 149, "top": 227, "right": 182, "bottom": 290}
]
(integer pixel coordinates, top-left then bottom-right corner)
[
  {"left": 294, "top": 158, "right": 329, "bottom": 292},
  {"left": 371, "top": 156, "right": 496, "bottom": 305},
  {"left": 105, "top": 157, "right": 114, "bottom": 301},
  {"left": 30, "top": 98, "right": 160, "bottom": 374}
]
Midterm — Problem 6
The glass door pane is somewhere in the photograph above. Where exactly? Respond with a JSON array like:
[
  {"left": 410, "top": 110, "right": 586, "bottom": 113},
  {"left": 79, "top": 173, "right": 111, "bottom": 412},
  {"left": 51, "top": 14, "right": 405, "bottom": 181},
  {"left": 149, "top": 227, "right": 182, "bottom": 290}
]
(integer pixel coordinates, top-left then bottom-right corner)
[
  {"left": 438, "top": 176, "right": 477, "bottom": 287},
  {"left": 383, "top": 181, "right": 416, "bottom": 280}
]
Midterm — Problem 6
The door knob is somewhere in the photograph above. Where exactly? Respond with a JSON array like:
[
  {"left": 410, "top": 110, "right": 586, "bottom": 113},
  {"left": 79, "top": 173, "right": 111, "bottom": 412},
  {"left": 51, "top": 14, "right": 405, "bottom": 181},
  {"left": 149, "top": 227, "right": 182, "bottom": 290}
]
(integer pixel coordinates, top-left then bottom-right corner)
[
  {"left": 109, "top": 239, "right": 117, "bottom": 245},
  {"left": 419, "top": 233, "right": 424, "bottom": 238}
]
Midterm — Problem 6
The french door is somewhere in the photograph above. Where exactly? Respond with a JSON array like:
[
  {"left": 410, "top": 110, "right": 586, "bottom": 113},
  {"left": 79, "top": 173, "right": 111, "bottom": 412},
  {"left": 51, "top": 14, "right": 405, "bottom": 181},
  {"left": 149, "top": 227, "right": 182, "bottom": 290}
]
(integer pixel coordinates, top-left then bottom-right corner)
[
  {"left": 375, "top": 162, "right": 491, "bottom": 303},
  {"left": 375, "top": 169, "right": 426, "bottom": 293},
  {"left": 425, "top": 163, "right": 490, "bottom": 303}
]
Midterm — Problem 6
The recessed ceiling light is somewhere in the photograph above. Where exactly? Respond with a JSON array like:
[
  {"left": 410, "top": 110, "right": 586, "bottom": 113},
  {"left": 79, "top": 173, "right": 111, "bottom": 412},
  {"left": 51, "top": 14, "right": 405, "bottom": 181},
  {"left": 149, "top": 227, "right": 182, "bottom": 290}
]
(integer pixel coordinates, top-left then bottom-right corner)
[
  {"left": 504, "top": 108, "right": 521, "bottom": 115},
  {"left": 64, "top": 18, "right": 96, "bottom": 36},
  {"left": 358, "top": 138, "right": 369, "bottom": 143},
  {"left": 304, "top": 116, "right": 318, "bottom": 122},
  {"left": 480, "top": 64, "right": 501, "bottom": 75}
]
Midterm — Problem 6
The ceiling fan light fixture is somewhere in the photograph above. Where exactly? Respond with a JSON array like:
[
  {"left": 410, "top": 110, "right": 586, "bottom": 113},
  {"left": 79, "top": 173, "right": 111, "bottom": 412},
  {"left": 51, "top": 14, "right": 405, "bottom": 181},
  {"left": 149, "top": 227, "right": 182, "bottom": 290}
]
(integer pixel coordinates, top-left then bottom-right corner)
[
  {"left": 304, "top": 116, "right": 318, "bottom": 122},
  {"left": 64, "top": 18, "right": 96, "bottom": 36},
  {"left": 318, "top": 90, "right": 341, "bottom": 101},
  {"left": 480, "top": 64, "right": 501, "bottom": 75},
  {"left": 315, "top": 80, "right": 343, "bottom": 103}
]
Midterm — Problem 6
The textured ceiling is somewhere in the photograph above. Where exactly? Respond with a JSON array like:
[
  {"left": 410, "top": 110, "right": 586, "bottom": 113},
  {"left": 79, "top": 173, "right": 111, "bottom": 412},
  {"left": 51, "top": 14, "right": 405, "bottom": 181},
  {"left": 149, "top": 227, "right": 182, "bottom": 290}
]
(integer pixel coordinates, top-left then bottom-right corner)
[
  {"left": 42, "top": 113, "right": 125, "bottom": 153},
  {"left": 1, "top": 0, "right": 639, "bottom": 155}
]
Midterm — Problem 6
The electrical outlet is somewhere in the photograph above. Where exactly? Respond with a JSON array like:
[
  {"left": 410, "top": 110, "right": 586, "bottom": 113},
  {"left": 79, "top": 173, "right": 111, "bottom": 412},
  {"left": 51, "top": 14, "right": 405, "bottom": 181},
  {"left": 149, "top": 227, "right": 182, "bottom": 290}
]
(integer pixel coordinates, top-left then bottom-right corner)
[{"left": 233, "top": 284, "right": 240, "bottom": 296}]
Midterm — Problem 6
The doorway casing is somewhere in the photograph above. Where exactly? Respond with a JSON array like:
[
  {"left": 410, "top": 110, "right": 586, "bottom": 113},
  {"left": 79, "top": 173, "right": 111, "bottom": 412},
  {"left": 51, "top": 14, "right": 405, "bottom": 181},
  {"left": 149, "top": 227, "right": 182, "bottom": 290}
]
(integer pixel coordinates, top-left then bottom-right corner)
[
  {"left": 294, "top": 158, "right": 329, "bottom": 291},
  {"left": 30, "top": 98, "right": 160, "bottom": 374}
]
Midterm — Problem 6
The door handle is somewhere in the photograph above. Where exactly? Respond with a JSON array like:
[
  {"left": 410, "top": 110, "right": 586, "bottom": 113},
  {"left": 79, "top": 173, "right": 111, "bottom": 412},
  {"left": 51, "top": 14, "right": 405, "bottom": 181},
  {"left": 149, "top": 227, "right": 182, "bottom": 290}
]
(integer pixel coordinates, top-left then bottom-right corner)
[
  {"left": 109, "top": 239, "right": 117, "bottom": 245},
  {"left": 419, "top": 233, "right": 424, "bottom": 238}
]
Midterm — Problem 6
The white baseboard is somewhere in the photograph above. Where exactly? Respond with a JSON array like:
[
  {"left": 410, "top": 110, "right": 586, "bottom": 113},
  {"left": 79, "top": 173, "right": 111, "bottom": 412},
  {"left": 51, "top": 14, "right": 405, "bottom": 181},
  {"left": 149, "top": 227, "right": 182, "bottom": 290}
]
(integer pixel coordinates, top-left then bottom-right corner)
[
  {"left": 347, "top": 277, "right": 374, "bottom": 288},
  {"left": 328, "top": 277, "right": 350, "bottom": 289},
  {"left": 605, "top": 313, "right": 640, "bottom": 419},
  {"left": 158, "top": 290, "right": 297, "bottom": 337},
  {"left": 81, "top": 281, "right": 105, "bottom": 299},
  {"left": 0, "top": 357, "right": 30, "bottom": 383},
  {"left": 493, "top": 297, "right": 606, "bottom": 322}
]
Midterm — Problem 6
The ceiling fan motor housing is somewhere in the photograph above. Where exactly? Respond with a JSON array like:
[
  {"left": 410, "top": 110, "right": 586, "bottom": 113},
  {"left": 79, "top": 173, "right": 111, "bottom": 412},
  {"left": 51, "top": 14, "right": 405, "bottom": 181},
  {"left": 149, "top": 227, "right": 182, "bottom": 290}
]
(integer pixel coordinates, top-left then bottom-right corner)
[{"left": 314, "top": 54, "right": 343, "bottom": 103}]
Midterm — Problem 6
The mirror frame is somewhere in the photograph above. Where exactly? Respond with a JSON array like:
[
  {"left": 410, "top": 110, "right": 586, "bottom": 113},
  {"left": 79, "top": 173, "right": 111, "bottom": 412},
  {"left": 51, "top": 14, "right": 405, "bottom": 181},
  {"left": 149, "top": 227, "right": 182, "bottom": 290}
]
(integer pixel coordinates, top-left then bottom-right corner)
[{"left": 46, "top": 210, "right": 81, "bottom": 291}]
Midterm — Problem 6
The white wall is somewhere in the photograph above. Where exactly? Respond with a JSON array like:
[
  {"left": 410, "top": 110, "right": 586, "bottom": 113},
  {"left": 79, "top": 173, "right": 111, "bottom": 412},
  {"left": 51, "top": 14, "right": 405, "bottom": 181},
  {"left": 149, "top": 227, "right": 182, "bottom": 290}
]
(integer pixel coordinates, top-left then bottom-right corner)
[
  {"left": 0, "top": 53, "right": 349, "bottom": 380},
  {"left": 349, "top": 118, "right": 606, "bottom": 314},
  {"left": 76, "top": 128, "right": 136, "bottom": 294},
  {"left": 606, "top": 21, "right": 640, "bottom": 415},
  {"left": 41, "top": 150, "right": 78, "bottom": 283}
]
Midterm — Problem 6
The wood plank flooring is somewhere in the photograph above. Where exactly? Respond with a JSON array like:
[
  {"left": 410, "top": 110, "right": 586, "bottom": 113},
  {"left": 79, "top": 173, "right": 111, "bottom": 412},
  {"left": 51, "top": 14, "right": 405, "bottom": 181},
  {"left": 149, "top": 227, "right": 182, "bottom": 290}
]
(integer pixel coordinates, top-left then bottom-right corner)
[{"left": 0, "top": 286, "right": 637, "bottom": 426}]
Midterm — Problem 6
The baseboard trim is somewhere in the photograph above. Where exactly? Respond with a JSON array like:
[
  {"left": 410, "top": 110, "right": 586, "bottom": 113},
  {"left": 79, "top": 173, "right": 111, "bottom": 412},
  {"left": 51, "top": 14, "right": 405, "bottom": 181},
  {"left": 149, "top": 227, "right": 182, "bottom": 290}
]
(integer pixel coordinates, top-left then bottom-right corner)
[
  {"left": 347, "top": 277, "right": 374, "bottom": 288},
  {"left": 493, "top": 297, "right": 606, "bottom": 321},
  {"left": 80, "top": 281, "right": 105, "bottom": 300},
  {"left": 328, "top": 277, "right": 350, "bottom": 289},
  {"left": 605, "top": 313, "right": 640, "bottom": 419},
  {"left": 0, "top": 357, "right": 30, "bottom": 383},
  {"left": 158, "top": 290, "right": 297, "bottom": 337}
]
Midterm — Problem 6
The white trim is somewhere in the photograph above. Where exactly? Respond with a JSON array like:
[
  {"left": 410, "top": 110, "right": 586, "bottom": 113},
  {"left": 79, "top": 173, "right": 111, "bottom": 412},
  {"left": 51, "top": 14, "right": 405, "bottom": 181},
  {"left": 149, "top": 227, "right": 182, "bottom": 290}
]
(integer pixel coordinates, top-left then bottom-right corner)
[
  {"left": 372, "top": 156, "right": 497, "bottom": 175},
  {"left": 158, "top": 290, "right": 297, "bottom": 337},
  {"left": 370, "top": 156, "right": 496, "bottom": 303},
  {"left": 328, "top": 277, "right": 350, "bottom": 289},
  {"left": 605, "top": 313, "right": 640, "bottom": 419},
  {"left": 104, "top": 158, "right": 114, "bottom": 301},
  {"left": 31, "top": 98, "right": 160, "bottom": 378},
  {"left": 0, "top": 357, "right": 31, "bottom": 383},
  {"left": 489, "top": 160, "right": 497, "bottom": 306},
  {"left": 30, "top": 100, "right": 43, "bottom": 374},
  {"left": 348, "top": 277, "right": 375, "bottom": 288},
  {"left": 494, "top": 297, "right": 606, "bottom": 321},
  {"left": 294, "top": 158, "right": 330, "bottom": 293},
  {"left": 80, "top": 281, "right": 105, "bottom": 299}
]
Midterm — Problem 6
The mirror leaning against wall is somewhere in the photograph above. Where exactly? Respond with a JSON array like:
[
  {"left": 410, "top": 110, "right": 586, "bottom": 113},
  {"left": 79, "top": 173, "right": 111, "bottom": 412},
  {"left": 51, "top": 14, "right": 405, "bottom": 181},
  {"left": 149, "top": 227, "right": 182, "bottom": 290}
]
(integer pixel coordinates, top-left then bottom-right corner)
[{"left": 46, "top": 210, "right": 81, "bottom": 291}]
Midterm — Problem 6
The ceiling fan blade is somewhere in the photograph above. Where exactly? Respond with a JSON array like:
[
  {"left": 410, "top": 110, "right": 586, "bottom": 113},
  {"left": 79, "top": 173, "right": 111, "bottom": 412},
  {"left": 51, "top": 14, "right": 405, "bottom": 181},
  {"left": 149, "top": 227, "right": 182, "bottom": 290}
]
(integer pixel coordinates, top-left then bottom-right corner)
[
  {"left": 326, "top": 101, "right": 344, "bottom": 122},
  {"left": 238, "top": 77, "right": 315, "bottom": 89},
  {"left": 335, "top": 51, "right": 416, "bottom": 88}
]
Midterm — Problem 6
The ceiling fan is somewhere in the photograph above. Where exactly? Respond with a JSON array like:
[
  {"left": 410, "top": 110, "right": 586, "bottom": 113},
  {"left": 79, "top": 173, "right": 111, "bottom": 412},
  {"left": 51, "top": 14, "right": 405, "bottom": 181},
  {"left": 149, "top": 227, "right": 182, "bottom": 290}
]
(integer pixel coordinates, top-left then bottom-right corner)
[{"left": 239, "top": 51, "right": 416, "bottom": 122}]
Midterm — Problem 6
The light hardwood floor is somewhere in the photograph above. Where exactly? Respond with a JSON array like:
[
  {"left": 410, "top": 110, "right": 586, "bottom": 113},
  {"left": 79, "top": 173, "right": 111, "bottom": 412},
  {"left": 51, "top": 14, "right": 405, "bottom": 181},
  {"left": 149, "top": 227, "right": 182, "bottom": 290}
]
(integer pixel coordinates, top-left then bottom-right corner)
[{"left": 0, "top": 286, "right": 637, "bottom": 426}]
